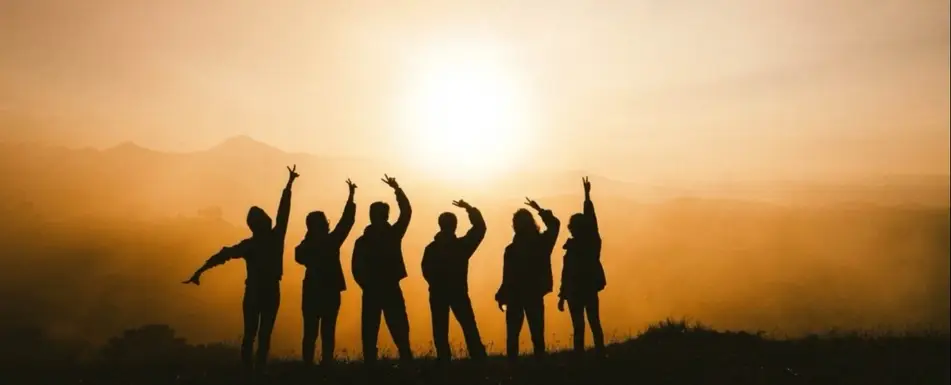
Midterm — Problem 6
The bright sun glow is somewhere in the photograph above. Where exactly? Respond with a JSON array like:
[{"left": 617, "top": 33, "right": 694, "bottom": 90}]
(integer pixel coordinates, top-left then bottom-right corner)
[{"left": 400, "top": 41, "right": 529, "bottom": 181}]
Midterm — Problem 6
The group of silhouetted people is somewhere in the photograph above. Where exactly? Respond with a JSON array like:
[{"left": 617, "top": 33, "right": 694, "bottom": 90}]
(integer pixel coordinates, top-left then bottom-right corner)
[{"left": 183, "top": 167, "right": 606, "bottom": 373}]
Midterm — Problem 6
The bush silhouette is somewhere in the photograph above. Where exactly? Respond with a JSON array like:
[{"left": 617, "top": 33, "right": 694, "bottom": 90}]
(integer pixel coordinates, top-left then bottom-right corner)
[{"left": 101, "top": 324, "right": 189, "bottom": 367}]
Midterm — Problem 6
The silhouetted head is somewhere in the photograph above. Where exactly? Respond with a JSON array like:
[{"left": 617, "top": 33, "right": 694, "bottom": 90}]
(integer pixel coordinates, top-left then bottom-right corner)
[
  {"left": 369, "top": 201, "right": 390, "bottom": 225},
  {"left": 568, "top": 213, "right": 588, "bottom": 237},
  {"left": 306, "top": 211, "right": 330, "bottom": 234},
  {"left": 438, "top": 212, "right": 457, "bottom": 234},
  {"left": 512, "top": 208, "right": 539, "bottom": 236},
  {"left": 246, "top": 206, "right": 272, "bottom": 235}
]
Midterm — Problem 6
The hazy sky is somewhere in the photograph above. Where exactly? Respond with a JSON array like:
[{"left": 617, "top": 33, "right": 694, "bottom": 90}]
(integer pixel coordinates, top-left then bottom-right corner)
[{"left": 1, "top": 0, "right": 949, "bottom": 181}]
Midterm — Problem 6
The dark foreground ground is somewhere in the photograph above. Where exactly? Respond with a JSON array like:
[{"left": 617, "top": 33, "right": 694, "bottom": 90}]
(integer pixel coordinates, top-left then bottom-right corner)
[{"left": 4, "top": 320, "right": 949, "bottom": 385}]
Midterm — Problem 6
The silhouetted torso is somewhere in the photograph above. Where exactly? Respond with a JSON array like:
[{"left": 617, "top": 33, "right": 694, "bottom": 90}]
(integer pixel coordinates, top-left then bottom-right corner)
[
  {"left": 560, "top": 234, "right": 605, "bottom": 297},
  {"left": 296, "top": 201, "right": 355, "bottom": 293},
  {"left": 223, "top": 236, "right": 284, "bottom": 286},
  {"left": 422, "top": 208, "right": 486, "bottom": 296},
  {"left": 496, "top": 210, "right": 560, "bottom": 303},
  {"left": 352, "top": 223, "right": 408, "bottom": 290},
  {"left": 352, "top": 188, "right": 411, "bottom": 292}
]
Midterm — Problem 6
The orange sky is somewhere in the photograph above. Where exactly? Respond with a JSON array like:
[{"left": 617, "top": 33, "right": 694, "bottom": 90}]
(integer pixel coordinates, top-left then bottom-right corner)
[{"left": 1, "top": 0, "right": 949, "bottom": 181}]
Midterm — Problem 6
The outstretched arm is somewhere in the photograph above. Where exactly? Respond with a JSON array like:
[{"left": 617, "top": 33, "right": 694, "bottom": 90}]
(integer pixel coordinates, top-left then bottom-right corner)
[
  {"left": 382, "top": 175, "right": 412, "bottom": 238},
  {"left": 273, "top": 165, "right": 300, "bottom": 241},
  {"left": 183, "top": 240, "right": 248, "bottom": 285},
  {"left": 454, "top": 200, "right": 486, "bottom": 257},
  {"left": 331, "top": 179, "right": 357, "bottom": 247}
]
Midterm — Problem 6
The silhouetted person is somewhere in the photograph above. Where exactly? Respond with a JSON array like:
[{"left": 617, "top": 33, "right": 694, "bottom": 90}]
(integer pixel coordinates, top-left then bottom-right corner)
[
  {"left": 352, "top": 174, "right": 414, "bottom": 365},
  {"left": 557, "top": 177, "right": 606, "bottom": 359},
  {"left": 495, "top": 198, "right": 560, "bottom": 364},
  {"left": 296, "top": 179, "right": 357, "bottom": 367},
  {"left": 183, "top": 165, "right": 299, "bottom": 372},
  {"left": 421, "top": 199, "right": 488, "bottom": 364}
]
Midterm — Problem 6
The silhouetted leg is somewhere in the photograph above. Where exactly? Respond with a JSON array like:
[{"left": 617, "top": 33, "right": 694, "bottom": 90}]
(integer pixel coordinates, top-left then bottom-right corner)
[
  {"left": 451, "top": 295, "right": 486, "bottom": 360},
  {"left": 320, "top": 292, "right": 341, "bottom": 365},
  {"left": 586, "top": 293, "right": 605, "bottom": 356},
  {"left": 429, "top": 294, "right": 451, "bottom": 362},
  {"left": 301, "top": 287, "right": 319, "bottom": 365},
  {"left": 382, "top": 287, "right": 413, "bottom": 362},
  {"left": 241, "top": 288, "right": 260, "bottom": 371},
  {"left": 361, "top": 292, "right": 382, "bottom": 365},
  {"left": 504, "top": 302, "right": 525, "bottom": 364},
  {"left": 567, "top": 296, "right": 587, "bottom": 356},
  {"left": 255, "top": 284, "right": 280, "bottom": 370},
  {"left": 524, "top": 296, "right": 546, "bottom": 359}
]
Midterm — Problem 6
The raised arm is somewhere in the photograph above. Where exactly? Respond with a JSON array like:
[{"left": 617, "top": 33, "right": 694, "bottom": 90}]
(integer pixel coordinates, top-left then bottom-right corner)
[
  {"left": 330, "top": 179, "right": 357, "bottom": 247},
  {"left": 453, "top": 200, "right": 486, "bottom": 257},
  {"left": 583, "top": 176, "right": 599, "bottom": 236},
  {"left": 183, "top": 240, "right": 248, "bottom": 285},
  {"left": 382, "top": 174, "right": 412, "bottom": 238},
  {"left": 273, "top": 165, "right": 300, "bottom": 241},
  {"left": 525, "top": 197, "right": 560, "bottom": 249}
]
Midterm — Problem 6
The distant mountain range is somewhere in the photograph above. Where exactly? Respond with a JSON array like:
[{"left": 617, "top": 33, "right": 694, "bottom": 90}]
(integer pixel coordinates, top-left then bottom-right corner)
[{"left": 0, "top": 136, "right": 947, "bottom": 221}]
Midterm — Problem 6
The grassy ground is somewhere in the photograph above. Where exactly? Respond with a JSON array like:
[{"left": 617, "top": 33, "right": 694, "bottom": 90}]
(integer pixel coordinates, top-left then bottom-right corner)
[{"left": 5, "top": 320, "right": 948, "bottom": 385}]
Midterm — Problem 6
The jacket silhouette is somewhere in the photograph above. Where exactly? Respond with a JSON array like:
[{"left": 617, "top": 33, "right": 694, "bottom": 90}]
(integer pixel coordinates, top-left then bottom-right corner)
[
  {"left": 421, "top": 200, "right": 487, "bottom": 362},
  {"left": 495, "top": 199, "right": 560, "bottom": 363},
  {"left": 295, "top": 179, "right": 357, "bottom": 366},
  {"left": 351, "top": 175, "right": 413, "bottom": 364},
  {"left": 558, "top": 177, "right": 606, "bottom": 358},
  {"left": 183, "top": 165, "right": 299, "bottom": 372}
]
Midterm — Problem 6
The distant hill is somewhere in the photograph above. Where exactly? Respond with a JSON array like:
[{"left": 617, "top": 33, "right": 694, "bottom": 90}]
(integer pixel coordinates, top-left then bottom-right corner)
[{"left": 0, "top": 136, "right": 946, "bottom": 221}]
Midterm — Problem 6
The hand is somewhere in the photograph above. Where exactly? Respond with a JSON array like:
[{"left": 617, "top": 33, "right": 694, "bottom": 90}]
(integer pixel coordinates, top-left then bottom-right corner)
[
  {"left": 346, "top": 178, "right": 357, "bottom": 194},
  {"left": 286, "top": 165, "right": 300, "bottom": 182},
  {"left": 381, "top": 174, "right": 399, "bottom": 189},
  {"left": 182, "top": 274, "right": 201, "bottom": 286},
  {"left": 582, "top": 176, "right": 591, "bottom": 194},
  {"left": 557, "top": 298, "right": 566, "bottom": 312},
  {"left": 452, "top": 199, "right": 472, "bottom": 210},
  {"left": 497, "top": 301, "right": 505, "bottom": 312},
  {"left": 524, "top": 197, "right": 542, "bottom": 211}
]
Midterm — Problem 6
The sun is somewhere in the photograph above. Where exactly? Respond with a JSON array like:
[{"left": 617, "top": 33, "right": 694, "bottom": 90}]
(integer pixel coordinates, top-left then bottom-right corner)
[{"left": 399, "top": 41, "right": 529, "bottom": 181}]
